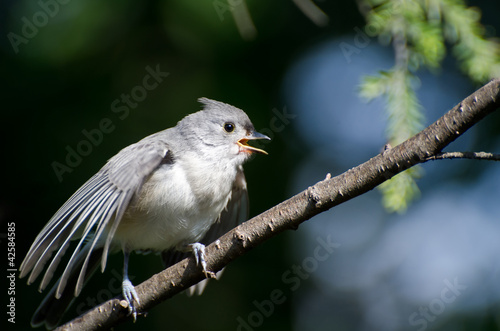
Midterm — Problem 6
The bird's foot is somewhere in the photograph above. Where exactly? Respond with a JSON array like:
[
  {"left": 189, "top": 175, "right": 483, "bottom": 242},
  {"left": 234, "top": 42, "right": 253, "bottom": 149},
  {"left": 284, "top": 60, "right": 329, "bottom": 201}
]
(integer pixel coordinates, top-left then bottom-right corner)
[
  {"left": 188, "top": 243, "right": 215, "bottom": 278},
  {"left": 122, "top": 279, "right": 140, "bottom": 321}
]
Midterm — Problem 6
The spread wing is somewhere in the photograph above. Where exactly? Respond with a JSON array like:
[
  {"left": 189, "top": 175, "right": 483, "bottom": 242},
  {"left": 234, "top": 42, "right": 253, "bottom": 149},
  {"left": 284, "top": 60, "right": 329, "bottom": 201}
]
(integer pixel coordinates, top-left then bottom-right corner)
[
  {"left": 20, "top": 134, "right": 170, "bottom": 298},
  {"left": 161, "top": 165, "right": 249, "bottom": 294}
]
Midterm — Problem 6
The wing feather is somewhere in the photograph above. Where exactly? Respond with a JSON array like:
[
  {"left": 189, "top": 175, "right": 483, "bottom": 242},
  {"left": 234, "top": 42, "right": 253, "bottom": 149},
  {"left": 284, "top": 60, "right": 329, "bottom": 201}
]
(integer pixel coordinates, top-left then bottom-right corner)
[
  {"left": 52, "top": 185, "right": 117, "bottom": 297},
  {"left": 20, "top": 132, "right": 171, "bottom": 299},
  {"left": 31, "top": 175, "right": 111, "bottom": 288},
  {"left": 21, "top": 174, "right": 108, "bottom": 279}
]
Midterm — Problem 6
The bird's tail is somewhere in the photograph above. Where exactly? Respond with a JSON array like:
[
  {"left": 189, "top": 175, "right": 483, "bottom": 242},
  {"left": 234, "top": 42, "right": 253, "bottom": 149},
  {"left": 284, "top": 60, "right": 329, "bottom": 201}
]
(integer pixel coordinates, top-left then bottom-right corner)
[{"left": 31, "top": 245, "right": 103, "bottom": 329}]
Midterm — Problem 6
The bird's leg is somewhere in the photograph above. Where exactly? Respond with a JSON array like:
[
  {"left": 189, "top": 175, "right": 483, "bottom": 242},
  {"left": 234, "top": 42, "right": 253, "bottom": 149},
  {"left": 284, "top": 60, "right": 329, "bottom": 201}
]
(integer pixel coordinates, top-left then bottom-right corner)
[
  {"left": 187, "top": 243, "right": 215, "bottom": 278},
  {"left": 122, "top": 248, "right": 140, "bottom": 321}
]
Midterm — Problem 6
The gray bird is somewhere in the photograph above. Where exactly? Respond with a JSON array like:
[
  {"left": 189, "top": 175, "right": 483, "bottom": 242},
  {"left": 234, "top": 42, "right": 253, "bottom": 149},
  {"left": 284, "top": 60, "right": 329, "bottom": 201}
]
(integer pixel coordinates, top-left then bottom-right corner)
[{"left": 20, "top": 98, "right": 270, "bottom": 328}]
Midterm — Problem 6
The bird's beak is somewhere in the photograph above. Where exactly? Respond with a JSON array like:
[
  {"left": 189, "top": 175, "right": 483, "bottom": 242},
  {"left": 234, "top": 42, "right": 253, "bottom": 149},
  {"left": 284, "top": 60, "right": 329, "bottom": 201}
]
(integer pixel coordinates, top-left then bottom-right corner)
[{"left": 237, "top": 131, "right": 271, "bottom": 155}]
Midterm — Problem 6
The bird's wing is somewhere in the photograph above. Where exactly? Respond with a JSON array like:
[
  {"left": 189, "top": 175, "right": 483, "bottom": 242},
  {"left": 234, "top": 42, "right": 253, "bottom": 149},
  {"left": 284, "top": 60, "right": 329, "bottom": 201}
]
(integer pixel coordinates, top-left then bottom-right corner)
[
  {"left": 20, "top": 134, "right": 170, "bottom": 298},
  {"left": 161, "top": 165, "right": 249, "bottom": 294}
]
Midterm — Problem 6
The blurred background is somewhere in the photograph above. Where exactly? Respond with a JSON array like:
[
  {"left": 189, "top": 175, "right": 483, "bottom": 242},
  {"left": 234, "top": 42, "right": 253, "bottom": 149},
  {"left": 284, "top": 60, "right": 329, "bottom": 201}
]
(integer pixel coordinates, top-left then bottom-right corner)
[{"left": 2, "top": 0, "right": 500, "bottom": 330}]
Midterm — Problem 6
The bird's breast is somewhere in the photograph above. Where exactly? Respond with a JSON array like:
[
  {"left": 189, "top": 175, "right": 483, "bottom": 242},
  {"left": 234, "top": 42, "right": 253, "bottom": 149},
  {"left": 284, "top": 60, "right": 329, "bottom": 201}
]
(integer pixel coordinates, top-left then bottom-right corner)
[{"left": 114, "top": 158, "right": 236, "bottom": 251}]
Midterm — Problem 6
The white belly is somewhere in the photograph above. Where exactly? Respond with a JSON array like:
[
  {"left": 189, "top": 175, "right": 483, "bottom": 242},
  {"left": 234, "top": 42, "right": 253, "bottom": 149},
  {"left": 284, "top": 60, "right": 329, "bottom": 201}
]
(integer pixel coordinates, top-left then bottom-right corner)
[{"left": 113, "top": 158, "right": 235, "bottom": 251}]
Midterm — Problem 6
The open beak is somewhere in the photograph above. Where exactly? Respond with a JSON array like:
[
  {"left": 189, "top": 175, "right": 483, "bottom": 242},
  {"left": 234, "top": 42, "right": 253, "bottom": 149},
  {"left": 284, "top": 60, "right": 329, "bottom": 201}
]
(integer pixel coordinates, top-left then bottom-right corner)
[{"left": 237, "top": 131, "right": 270, "bottom": 155}]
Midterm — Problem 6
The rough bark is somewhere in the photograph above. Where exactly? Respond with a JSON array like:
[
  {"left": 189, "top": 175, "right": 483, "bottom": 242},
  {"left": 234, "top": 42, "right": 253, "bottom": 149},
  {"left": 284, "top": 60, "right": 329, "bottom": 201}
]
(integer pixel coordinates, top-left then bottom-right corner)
[{"left": 56, "top": 78, "right": 500, "bottom": 331}]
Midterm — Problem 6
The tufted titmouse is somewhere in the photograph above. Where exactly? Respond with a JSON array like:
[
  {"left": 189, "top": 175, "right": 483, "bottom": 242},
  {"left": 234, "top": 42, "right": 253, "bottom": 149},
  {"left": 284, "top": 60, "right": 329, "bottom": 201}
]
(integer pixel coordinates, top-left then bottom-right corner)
[{"left": 20, "top": 98, "right": 270, "bottom": 328}]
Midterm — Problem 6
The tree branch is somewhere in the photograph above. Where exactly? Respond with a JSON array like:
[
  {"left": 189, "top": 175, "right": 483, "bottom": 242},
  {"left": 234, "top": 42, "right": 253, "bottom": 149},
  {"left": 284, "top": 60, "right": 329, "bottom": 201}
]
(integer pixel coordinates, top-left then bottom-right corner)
[
  {"left": 427, "top": 151, "right": 500, "bottom": 161},
  {"left": 57, "top": 79, "right": 500, "bottom": 331}
]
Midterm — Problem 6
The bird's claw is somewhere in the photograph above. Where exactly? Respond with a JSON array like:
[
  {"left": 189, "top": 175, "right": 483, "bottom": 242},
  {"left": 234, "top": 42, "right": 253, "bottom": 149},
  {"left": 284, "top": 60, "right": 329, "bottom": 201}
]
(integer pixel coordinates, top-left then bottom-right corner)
[
  {"left": 188, "top": 243, "right": 215, "bottom": 278},
  {"left": 122, "top": 279, "right": 140, "bottom": 321}
]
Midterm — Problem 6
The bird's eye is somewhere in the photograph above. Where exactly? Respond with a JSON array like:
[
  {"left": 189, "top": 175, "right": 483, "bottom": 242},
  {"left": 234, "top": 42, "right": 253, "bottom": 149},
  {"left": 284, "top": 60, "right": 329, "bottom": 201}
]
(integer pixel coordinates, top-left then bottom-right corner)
[{"left": 224, "top": 122, "right": 235, "bottom": 133}]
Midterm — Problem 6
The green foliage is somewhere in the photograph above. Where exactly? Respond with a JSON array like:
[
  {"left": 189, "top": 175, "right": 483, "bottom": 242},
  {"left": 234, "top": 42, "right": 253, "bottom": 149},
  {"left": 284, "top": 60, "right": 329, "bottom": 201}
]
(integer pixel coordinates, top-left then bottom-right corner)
[
  {"left": 360, "top": 69, "right": 424, "bottom": 213},
  {"left": 359, "top": 0, "right": 500, "bottom": 213},
  {"left": 361, "top": 69, "right": 424, "bottom": 144},
  {"left": 439, "top": 0, "right": 500, "bottom": 81},
  {"left": 379, "top": 167, "right": 422, "bottom": 213}
]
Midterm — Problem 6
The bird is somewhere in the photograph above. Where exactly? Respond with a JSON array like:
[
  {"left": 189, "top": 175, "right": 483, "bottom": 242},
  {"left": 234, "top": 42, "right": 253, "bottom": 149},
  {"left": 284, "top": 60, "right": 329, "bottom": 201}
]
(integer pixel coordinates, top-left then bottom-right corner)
[{"left": 19, "top": 98, "right": 270, "bottom": 328}]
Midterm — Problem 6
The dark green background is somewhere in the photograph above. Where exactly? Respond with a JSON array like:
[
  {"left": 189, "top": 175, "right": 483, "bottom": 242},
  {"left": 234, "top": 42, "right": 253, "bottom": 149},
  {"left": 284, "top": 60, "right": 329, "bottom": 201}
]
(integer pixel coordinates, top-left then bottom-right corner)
[{"left": 2, "top": 1, "right": 500, "bottom": 331}]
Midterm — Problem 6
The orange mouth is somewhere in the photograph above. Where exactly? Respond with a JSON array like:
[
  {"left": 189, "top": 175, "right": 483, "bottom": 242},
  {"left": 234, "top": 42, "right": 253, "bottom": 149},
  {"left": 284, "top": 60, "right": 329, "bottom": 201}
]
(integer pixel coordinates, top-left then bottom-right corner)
[{"left": 237, "top": 138, "right": 268, "bottom": 155}]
